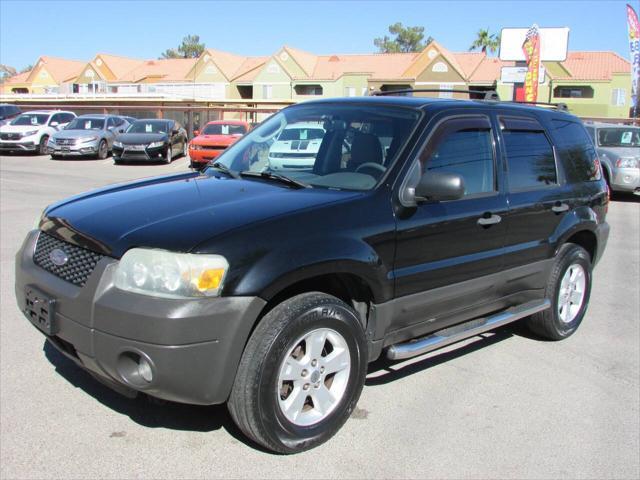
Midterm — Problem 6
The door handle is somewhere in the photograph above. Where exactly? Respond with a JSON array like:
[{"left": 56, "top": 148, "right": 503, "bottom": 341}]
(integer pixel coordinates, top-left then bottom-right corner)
[
  {"left": 477, "top": 213, "right": 502, "bottom": 226},
  {"left": 551, "top": 202, "right": 569, "bottom": 213}
]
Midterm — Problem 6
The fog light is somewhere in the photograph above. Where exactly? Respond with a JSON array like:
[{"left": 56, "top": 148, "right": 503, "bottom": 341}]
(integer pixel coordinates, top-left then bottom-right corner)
[{"left": 138, "top": 357, "right": 153, "bottom": 383}]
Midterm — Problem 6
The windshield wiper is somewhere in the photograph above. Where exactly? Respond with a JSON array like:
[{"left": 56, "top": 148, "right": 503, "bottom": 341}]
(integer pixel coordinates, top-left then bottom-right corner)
[
  {"left": 239, "top": 171, "right": 310, "bottom": 189},
  {"left": 209, "top": 162, "right": 240, "bottom": 179}
]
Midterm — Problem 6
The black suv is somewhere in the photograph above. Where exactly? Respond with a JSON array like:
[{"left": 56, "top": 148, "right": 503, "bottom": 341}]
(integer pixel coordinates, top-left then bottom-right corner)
[{"left": 15, "top": 95, "right": 609, "bottom": 453}]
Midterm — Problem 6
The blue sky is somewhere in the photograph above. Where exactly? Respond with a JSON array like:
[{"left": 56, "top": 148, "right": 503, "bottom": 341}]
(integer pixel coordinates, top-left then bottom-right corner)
[{"left": 0, "top": 0, "right": 634, "bottom": 70}]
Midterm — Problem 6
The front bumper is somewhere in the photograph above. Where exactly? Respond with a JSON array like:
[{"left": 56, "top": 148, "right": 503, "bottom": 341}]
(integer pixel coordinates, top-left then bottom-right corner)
[
  {"left": 113, "top": 145, "right": 167, "bottom": 161},
  {"left": 189, "top": 148, "right": 224, "bottom": 163},
  {"left": 0, "top": 140, "right": 37, "bottom": 151},
  {"left": 610, "top": 167, "right": 640, "bottom": 193},
  {"left": 15, "top": 230, "right": 266, "bottom": 405},
  {"left": 48, "top": 141, "right": 99, "bottom": 157}
]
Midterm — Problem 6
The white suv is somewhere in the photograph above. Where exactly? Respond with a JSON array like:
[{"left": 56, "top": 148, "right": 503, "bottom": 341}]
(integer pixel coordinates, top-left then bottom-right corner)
[{"left": 0, "top": 110, "right": 76, "bottom": 155}]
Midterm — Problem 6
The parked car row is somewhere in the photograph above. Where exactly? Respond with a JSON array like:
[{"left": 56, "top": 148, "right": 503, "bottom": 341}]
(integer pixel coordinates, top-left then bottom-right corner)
[{"left": 0, "top": 110, "right": 190, "bottom": 163}]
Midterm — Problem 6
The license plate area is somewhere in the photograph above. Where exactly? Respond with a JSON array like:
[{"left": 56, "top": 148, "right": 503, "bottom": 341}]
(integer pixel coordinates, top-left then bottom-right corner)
[
  {"left": 61, "top": 147, "right": 70, "bottom": 153},
  {"left": 24, "top": 286, "right": 57, "bottom": 335}
]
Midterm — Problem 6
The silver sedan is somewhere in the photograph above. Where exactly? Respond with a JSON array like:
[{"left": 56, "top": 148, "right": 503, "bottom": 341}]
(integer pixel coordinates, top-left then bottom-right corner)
[{"left": 48, "top": 115, "right": 130, "bottom": 159}]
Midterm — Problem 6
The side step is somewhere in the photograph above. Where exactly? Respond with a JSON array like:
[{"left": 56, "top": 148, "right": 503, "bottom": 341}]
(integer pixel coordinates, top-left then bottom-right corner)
[{"left": 386, "top": 299, "right": 550, "bottom": 361}]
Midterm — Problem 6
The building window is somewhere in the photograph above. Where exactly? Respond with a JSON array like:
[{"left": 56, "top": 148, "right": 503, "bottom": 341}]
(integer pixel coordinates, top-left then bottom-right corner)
[
  {"left": 611, "top": 88, "right": 626, "bottom": 106},
  {"left": 439, "top": 83, "right": 454, "bottom": 98},
  {"left": 432, "top": 62, "right": 449, "bottom": 73},
  {"left": 294, "top": 84, "right": 323, "bottom": 95},
  {"left": 263, "top": 84, "right": 273, "bottom": 99},
  {"left": 345, "top": 86, "right": 356, "bottom": 97},
  {"left": 553, "top": 86, "right": 594, "bottom": 99}
]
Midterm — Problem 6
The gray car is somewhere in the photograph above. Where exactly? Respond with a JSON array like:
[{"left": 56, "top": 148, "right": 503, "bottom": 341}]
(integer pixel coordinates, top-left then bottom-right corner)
[
  {"left": 585, "top": 122, "right": 640, "bottom": 194},
  {"left": 48, "top": 115, "right": 130, "bottom": 159}
]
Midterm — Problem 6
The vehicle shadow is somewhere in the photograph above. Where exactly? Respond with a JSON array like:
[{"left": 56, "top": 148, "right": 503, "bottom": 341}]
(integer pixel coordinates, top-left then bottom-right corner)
[
  {"left": 365, "top": 324, "right": 521, "bottom": 386},
  {"left": 611, "top": 192, "right": 639, "bottom": 203},
  {"left": 42, "top": 340, "right": 265, "bottom": 450}
]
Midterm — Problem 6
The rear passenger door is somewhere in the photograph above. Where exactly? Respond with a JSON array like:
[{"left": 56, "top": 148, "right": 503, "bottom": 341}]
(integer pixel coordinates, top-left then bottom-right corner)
[
  {"left": 497, "top": 114, "right": 567, "bottom": 277},
  {"left": 392, "top": 113, "right": 508, "bottom": 333}
]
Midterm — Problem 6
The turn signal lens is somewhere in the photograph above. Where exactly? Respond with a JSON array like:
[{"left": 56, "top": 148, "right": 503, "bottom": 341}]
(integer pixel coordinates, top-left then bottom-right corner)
[{"left": 196, "top": 268, "right": 225, "bottom": 292}]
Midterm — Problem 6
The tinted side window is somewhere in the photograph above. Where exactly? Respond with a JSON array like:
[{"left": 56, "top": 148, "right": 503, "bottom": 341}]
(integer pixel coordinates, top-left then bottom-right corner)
[
  {"left": 60, "top": 113, "right": 75, "bottom": 123},
  {"left": 501, "top": 117, "right": 557, "bottom": 190},
  {"left": 49, "top": 113, "right": 62, "bottom": 125},
  {"left": 552, "top": 120, "right": 601, "bottom": 182},
  {"left": 419, "top": 116, "right": 496, "bottom": 196}
]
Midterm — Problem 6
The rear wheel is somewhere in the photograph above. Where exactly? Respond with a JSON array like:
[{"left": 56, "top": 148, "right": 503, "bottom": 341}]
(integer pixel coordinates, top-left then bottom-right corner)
[
  {"left": 38, "top": 135, "right": 49, "bottom": 155},
  {"left": 228, "top": 292, "right": 367, "bottom": 454},
  {"left": 527, "top": 243, "right": 592, "bottom": 340},
  {"left": 182, "top": 141, "right": 188, "bottom": 158},
  {"left": 96, "top": 139, "right": 108, "bottom": 159},
  {"left": 164, "top": 145, "right": 172, "bottom": 164}
]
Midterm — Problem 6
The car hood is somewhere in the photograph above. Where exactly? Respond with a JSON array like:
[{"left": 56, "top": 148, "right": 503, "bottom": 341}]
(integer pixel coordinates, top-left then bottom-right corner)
[
  {"left": 0, "top": 124, "right": 45, "bottom": 133},
  {"left": 42, "top": 172, "right": 360, "bottom": 258},
  {"left": 191, "top": 134, "right": 241, "bottom": 146},
  {"left": 597, "top": 146, "right": 640, "bottom": 160},
  {"left": 270, "top": 138, "right": 322, "bottom": 154},
  {"left": 53, "top": 129, "right": 104, "bottom": 139},
  {"left": 116, "top": 132, "right": 167, "bottom": 144}
]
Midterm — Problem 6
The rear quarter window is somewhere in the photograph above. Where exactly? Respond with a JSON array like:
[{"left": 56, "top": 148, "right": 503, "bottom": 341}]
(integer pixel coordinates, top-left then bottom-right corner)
[{"left": 552, "top": 120, "right": 601, "bottom": 182}]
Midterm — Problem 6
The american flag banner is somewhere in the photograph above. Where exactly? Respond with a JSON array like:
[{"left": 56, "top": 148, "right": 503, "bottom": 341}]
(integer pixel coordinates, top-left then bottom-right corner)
[{"left": 522, "top": 24, "right": 541, "bottom": 102}]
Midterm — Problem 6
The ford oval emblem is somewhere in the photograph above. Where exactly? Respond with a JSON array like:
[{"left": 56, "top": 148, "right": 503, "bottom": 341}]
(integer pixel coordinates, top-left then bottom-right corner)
[{"left": 49, "top": 248, "right": 69, "bottom": 266}]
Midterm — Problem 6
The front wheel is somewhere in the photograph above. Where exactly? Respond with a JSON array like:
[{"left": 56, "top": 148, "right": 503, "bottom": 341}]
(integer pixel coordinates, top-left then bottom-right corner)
[
  {"left": 527, "top": 243, "right": 592, "bottom": 340},
  {"left": 96, "top": 139, "right": 108, "bottom": 159},
  {"left": 38, "top": 136, "right": 49, "bottom": 155},
  {"left": 164, "top": 145, "right": 172, "bottom": 164},
  {"left": 228, "top": 292, "right": 367, "bottom": 454}
]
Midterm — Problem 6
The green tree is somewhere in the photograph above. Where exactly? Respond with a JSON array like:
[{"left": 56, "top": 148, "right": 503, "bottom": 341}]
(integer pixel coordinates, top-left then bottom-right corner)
[
  {"left": 468, "top": 29, "right": 500, "bottom": 54},
  {"left": 374, "top": 22, "right": 433, "bottom": 53},
  {"left": 20, "top": 64, "right": 33, "bottom": 73},
  {"left": 160, "top": 35, "right": 205, "bottom": 59}
]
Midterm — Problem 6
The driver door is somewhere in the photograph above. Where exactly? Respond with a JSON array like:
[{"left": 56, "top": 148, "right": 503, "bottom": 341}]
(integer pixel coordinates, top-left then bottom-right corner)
[{"left": 392, "top": 113, "right": 508, "bottom": 333}]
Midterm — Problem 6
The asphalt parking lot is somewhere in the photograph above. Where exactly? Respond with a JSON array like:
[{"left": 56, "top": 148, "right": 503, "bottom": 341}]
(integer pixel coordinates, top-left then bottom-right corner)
[{"left": 0, "top": 153, "right": 638, "bottom": 479}]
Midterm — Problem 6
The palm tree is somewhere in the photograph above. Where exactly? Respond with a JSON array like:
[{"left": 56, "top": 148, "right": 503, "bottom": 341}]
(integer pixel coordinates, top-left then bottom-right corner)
[{"left": 469, "top": 29, "right": 500, "bottom": 54}]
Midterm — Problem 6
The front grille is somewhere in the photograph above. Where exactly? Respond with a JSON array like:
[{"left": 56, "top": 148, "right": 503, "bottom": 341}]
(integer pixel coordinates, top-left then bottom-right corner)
[
  {"left": 202, "top": 145, "right": 226, "bottom": 151},
  {"left": 55, "top": 138, "right": 76, "bottom": 146},
  {"left": 33, "top": 232, "right": 104, "bottom": 287},
  {"left": 0, "top": 133, "right": 21, "bottom": 140}
]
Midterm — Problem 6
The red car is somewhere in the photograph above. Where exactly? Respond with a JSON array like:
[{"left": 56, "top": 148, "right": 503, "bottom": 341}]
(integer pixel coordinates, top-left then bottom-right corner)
[{"left": 188, "top": 120, "right": 249, "bottom": 168}]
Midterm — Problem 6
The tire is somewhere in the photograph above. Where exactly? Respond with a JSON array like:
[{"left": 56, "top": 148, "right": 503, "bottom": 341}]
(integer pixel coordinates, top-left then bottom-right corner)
[
  {"left": 228, "top": 292, "right": 367, "bottom": 454},
  {"left": 182, "top": 141, "right": 188, "bottom": 159},
  {"left": 527, "top": 243, "right": 592, "bottom": 340},
  {"left": 113, "top": 157, "right": 121, "bottom": 165},
  {"left": 51, "top": 154, "right": 61, "bottom": 160},
  {"left": 38, "top": 136, "right": 49, "bottom": 155},
  {"left": 164, "top": 145, "right": 172, "bottom": 164},
  {"left": 96, "top": 139, "right": 108, "bottom": 159}
]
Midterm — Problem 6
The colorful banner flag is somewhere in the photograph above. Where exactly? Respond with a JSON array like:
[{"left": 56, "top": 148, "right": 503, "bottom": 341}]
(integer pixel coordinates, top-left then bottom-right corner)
[
  {"left": 627, "top": 4, "right": 640, "bottom": 115},
  {"left": 522, "top": 24, "right": 541, "bottom": 103}
]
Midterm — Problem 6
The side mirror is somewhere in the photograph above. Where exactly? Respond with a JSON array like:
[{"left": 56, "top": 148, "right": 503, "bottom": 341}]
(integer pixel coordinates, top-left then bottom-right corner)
[
  {"left": 414, "top": 171, "right": 465, "bottom": 203},
  {"left": 50, "top": 121, "right": 59, "bottom": 127},
  {"left": 193, "top": 130, "right": 200, "bottom": 137}
]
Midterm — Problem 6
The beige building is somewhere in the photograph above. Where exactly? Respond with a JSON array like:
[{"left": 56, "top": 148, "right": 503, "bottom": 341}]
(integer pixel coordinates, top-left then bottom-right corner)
[{"left": 0, "top": 43, "right": 632, "bottom": 119}]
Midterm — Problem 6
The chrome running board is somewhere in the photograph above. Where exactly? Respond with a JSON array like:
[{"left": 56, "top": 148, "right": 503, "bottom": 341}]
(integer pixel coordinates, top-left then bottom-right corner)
[{"left": 386, "top": 299, "right": 551, "bottom": 361}]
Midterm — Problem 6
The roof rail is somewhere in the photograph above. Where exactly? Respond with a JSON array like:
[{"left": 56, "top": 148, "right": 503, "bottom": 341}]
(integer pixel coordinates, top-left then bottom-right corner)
[
  {"left": 501, "top": 101, "right": 569, "bottom": 112},
  {"left": 371, "top": 89, "right": 500, "bottom": 101}
]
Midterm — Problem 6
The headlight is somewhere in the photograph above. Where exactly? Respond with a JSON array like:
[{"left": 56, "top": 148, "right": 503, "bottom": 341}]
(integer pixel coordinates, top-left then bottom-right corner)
[
  {"left": 22, "top": 130, "right": 39, "bottom": 137},
  {"left": 113, "top": 141, "right": 123, "bottom": 148},
  {"left": 616, "top": 157, "right": 640, "bottom": 168},
  {"left": 114, "top": 248, "right": 229, "bottom": 298},
  {"left": 148, "top": 141, "right": 165, "bottom": 149},
  {"left": 78, "top": 136, "right": 98, "bottom": 143}
]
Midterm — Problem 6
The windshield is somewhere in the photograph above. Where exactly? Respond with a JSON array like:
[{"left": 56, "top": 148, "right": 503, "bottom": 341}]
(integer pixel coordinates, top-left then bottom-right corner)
[
  {"left": 127, "top": 120, "right": 170, "bottom": 134},
  {"left": 207, "top": 103, "right": 421, "bottom": 191},
  {"left": 598, "top": 128, "right": 640, "bottom": 147},
  {"left": 203, "top": 123, "right": 247, "bottom": 135},
  {"left": 10, "top": 113, "right": 48, "bottom": 126},
  {"left": 65, "top": 118, "right": 105, "bottom": 130}
]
